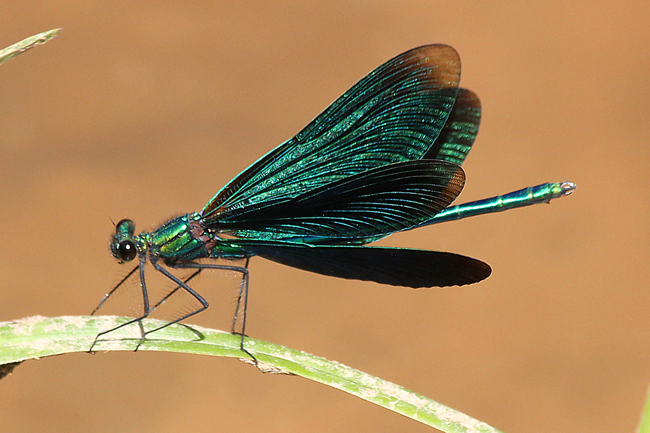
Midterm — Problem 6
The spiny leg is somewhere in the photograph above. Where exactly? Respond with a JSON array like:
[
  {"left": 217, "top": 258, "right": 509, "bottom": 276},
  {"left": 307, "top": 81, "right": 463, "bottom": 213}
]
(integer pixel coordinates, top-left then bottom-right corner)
[
  {"left": 90, "top": 265, "right": 139, "bottom": 316},
  {"left": 91, "top": 265, "right": 194, "bottom": 352},
  {"left": 150, "top": 269, "right": 203, "bottom": 313},
  {"left": 171, "top": 260, "right": 254, "bottom": 362},
  {"left": 226, "top": 258, "right": 253, "bottom": 361},
  {"left": 137, "top": 262, "right": 211, "bottom": 347},
  {"left": 141, "top": 261, "right": 250, "bottom": 342},
  {"left": 121, "top": 269, "right": 204, "bottom": 352},
  {"left": 89, "top": 261, "right": 151, "bottom": 352},
  {"left": 231, "top": 257, "right": 250, "bottom": 334}
]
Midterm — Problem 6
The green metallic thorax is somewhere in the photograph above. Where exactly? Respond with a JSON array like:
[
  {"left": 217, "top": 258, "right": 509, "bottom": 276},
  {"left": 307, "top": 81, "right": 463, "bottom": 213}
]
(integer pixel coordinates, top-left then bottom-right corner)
[{"left": 139, "top": 213, "right": 246, "bottom": 263}]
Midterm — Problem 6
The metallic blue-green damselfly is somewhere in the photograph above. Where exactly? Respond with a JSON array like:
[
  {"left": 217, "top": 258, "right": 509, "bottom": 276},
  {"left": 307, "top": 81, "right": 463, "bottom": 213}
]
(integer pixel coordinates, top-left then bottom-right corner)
[{"left": 90, "top": 45, "right": 575, "bottom": 354}]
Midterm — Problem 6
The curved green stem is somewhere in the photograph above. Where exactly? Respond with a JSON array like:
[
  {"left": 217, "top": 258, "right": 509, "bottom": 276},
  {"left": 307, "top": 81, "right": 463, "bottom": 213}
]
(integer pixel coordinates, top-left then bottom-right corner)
[
  {"left": 0, "top": 316, "right": 502, "bottom": 433},
  {"left": 0, "top": 29, "right": 62, "bottom": 65}
]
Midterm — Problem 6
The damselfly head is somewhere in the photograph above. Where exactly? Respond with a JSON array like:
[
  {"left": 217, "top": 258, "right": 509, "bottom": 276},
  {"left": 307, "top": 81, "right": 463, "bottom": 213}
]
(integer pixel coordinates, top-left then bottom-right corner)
[{"left": 111, "top": 219, "right": 137, "bottom": 263}]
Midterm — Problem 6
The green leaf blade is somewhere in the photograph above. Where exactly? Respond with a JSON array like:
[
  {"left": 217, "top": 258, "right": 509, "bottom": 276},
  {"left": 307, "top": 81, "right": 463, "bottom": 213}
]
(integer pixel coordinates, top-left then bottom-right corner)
[
  {"left": 0, "top": 28, "right": 62, "bottom": 65},
  {"left": 0, "top": 316, "right": 503, "bottom": 433}
]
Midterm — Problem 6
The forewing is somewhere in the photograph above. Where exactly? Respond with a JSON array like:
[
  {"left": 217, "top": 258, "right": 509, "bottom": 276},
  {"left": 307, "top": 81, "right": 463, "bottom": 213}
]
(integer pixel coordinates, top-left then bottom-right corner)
[
  {"left": 208, "top": 160, "right": 464, "bottom": 242},
  {"left": 203, "top": 45, "right": 461, "bottom": 218}
]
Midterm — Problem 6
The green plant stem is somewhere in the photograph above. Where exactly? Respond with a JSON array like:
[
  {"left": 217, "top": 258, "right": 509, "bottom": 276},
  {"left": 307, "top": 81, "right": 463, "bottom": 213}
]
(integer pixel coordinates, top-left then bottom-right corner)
[
  {"left": 0, "top": 28, "right": 62, "bottom": 65},
  {"left": 0, "top": 315, "right": 502, "bottom": 433},
  {"left": 638, "top": 383, "right": 650, "bottom": 433}
]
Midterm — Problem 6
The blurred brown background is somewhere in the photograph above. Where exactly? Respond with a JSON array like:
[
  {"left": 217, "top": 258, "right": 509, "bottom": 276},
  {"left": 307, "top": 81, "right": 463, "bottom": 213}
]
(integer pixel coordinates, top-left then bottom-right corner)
[{"left": 1, "top": 2, "right": 648, "bottom": 432}]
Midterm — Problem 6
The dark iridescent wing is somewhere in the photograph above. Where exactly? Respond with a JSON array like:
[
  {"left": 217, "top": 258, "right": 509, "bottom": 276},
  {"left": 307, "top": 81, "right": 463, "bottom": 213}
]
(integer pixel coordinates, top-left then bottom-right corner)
[
  {"left": 231, "top": 240, "right": 491, "bottom": 287},
  {"left": 424, "top": 88, "right": 481, "bottom": 165},
  {"left": 203, "top": 45, "right": 461, "bottom": 219},
  {"left": 209, "top": 160, "right": 464, "bottom": 242}
]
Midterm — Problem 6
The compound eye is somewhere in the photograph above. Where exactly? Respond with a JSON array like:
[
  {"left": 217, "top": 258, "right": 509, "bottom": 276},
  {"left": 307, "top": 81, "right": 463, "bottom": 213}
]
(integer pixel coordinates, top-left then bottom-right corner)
[{"left": 117, "top": 240, "right": 137, "bottom": 262}]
